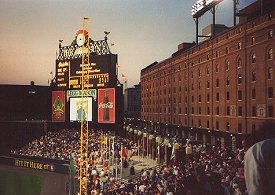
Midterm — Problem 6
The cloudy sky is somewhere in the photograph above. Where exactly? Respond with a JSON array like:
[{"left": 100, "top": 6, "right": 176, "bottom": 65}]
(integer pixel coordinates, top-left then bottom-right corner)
[{"left": 0, "top": 0, "right": 255, "bottom": 87}]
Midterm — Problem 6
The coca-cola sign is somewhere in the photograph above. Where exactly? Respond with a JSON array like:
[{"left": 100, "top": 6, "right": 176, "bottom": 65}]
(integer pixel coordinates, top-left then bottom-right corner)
[
  {"left": 98, "top": 102, "right": 114, "bottom": 109},
  {"left": 98, "top": 88, "right": 115, "bottom": 123}
]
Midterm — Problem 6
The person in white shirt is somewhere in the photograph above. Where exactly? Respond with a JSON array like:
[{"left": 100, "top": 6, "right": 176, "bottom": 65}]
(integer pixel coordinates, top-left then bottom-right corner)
[
  {"left": 91, "top": 168, "right": 98, "bottom": 176},
  {"left": 244, "top": 138, "right": 275, "bottom": 195},
  {"left": 138, "top": 183, "right": 146, "bottom": 193},
  {"left": 99, "top": 169, "right": 105, "bottom": 177}
]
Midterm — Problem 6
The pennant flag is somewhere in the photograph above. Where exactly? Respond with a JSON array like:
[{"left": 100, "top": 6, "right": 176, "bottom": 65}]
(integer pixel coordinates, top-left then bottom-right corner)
[
  {"left": 102, "top": 136, "right": 108, "bottom": 145},
  {"left": 170, "top": 142, "right": 179, "bottom": 160},
  {"left": 112, "top": 140, "right": 115, "bottom": 151},
  {"left": 122, "top": 74, "right": 126, "bottom": 78},
  {"left": 170, "top": 144, "right": 175, "bottom": 160}
]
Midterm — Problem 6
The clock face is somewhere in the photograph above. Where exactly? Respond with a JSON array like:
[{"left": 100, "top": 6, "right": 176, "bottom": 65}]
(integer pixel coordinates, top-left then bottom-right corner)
[{"left": 76, "top": 33, "right": 85, "bottom": 46}]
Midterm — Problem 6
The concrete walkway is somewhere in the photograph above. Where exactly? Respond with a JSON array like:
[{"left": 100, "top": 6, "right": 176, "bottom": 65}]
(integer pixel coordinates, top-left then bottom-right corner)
[{"left": 96, "top": 155, "right": 158, "bottom": 179}]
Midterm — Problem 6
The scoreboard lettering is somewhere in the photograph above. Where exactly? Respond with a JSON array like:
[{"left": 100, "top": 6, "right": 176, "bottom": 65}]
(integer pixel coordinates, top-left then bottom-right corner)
[
  {"left": 57, "top": 61, "right": 70, "bottom": 88},
  {"left": 56, "top": 54, "right": 116, "bottom": 89}
]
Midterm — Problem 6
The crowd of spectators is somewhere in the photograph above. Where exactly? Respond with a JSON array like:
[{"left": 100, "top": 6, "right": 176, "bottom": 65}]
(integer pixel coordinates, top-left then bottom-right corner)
[
  {"left": 109, "top": 145, "right": 247, "bottom": 195},
  {"left": 12, "top": 128, "right": 137, "bottom": 194},
  {"left": 12, "top": 128, "right": 248, "bottom": 195}
]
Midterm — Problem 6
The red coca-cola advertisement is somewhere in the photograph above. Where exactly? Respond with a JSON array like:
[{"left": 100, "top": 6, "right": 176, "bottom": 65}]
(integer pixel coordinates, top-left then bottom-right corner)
[
  {"left": 52, "top": 91, "right": 65, "bottom": 121},
  {"left": 98, "top": 88, "right": 115, "bottom": 123}
]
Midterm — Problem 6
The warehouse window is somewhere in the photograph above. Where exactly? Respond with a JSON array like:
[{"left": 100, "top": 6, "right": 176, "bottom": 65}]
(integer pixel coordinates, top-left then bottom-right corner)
[
  {"left": 252, "top": 71, "right": 256, "bottom": 82},
  {"left": 238, "top": 90, "right": 242, "bottom": 100},
  {"left": 238, "top": 123, "right": 242, "bottom": 133},
  {"left": 251, "top": 36, "right": 256, "bottom": 45},
  {"left": 216, "top": 107, "right": 220, "bottom": 115},
  {"left": 226, "top": 122, "right": 230, "bottom": 131},
  {"left": 198, "top": 119, "right": 201, "bottom": 127},
  {"left": 216, "top": 93, "right": 220, "bottom": 101},
  {"left": 227, "top": 106, "right": 230, "bottom": 115},
  {"left": 226, "top": 91, "right": 230, "bottom": 100},
  {"left": 252, "top": 53, "right": 256, "bottom": 63},
  {"left": 226, "top": 77, "right": 230, "bottom": 86},
  {"left": 268, "top": 106, "right": 274, "bottom": 117},
  {"left": 252, "top": 88, "right": 256, "bottom": 99},
  {"left": 237, "top": 58, "right": 242, "bottom": 68},
  {"left": 207, "top": 107, "right": 210, "bottom": 115},
  {"left": 215, "top": 64, "right": 219, "bottom": 73},
  {"left": 268, "top": 87, "right": 273, "bottom": 98},
  {"left": 216, "top": 121, "right": 219, "bottom": 130},
  {"left": 268, "top": 68, "right": 273, "bottom": 80},
  {"left": 238, "top": 42, "right": 242, "bottom": 49},
  {"left": 238, "top": 106, "right": 243, "bottom": 116},
  {"left": 238, "top": 74, "right": 242, "bottom": 84},
  {"left": 216, "top": 79, "right": 219, "bottom": 87},
  {"left": 268, "top": 29, "right": 273, "bottom": 39},
  {"left": 268, "top": 48, "right": 273, "bottom": 60},
  {"left": 206, "top": 66, "right": 210, "bottom": 74},
  {"left": 252, "top": 106, "right": 256, "bottom": 117},
  {"left": 225, "top": 61, "right": 230, "bottom": 71},
  {"left": 225, "top": 47, "right": 229, "bottom": 54}
]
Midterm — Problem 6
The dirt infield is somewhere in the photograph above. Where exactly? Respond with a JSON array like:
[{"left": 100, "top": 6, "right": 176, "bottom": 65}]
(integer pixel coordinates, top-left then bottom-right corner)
[{"left": 0, "top": 165, "right": 70, "bottom": 195}]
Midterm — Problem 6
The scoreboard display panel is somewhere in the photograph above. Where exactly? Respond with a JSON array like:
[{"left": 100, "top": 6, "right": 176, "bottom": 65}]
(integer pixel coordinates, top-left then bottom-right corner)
[{"left": 56, "top": 54, "right": 117, "bottom": 89}]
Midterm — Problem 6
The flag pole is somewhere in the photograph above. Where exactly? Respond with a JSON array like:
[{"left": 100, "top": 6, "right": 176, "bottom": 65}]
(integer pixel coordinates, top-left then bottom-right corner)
[
  {"left": 115, "top": 141, "right": 118, "bottom": 180},
  {"left": 147, "top": 134, "right": 149, "bottom": 168},
  {"left": 138, "top": 137, "right": 140, "bottom": 162},
  {"left": 120, "top": 143, "right": 123, "bottom": 179}
]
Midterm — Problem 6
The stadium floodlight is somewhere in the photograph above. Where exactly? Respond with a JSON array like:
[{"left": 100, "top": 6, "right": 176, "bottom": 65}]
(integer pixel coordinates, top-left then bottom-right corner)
[{"left": 191, "top": 0, "right": 223, "bottom": 17}]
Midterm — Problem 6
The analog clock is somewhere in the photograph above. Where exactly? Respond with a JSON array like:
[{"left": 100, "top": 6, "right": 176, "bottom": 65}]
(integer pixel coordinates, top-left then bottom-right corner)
[{"left": 76, "top": 33, "right": 85, "bottom": 46}]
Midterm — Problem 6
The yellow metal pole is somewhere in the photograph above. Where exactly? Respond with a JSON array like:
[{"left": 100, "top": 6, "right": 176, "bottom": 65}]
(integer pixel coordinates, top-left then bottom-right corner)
[{"left": 79, "top": 17, "right": 90, "bottom": 195}]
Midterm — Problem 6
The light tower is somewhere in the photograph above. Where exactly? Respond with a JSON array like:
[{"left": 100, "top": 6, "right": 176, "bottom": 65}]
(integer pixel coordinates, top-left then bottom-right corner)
[
  {"left": 79, "top": 17, "right": 90, "bottom": 195},
  {"left": 191, "top": 0, "right": 223, "bottom": 44}
]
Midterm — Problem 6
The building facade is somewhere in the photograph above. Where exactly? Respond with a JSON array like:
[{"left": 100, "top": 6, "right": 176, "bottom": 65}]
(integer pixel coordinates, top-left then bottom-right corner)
[
  {"left": 0, "top": 82, "right": 50, "bottom": 121},
  {"left": 140, "top": 4, "right": 275, "bottom": 144},
  {"left": 124, "top": 83, "right": 141, "bottom": 119}
]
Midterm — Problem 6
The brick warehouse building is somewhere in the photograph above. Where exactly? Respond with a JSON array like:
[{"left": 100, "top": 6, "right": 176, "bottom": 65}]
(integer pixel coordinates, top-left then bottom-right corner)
[{"left": 140, "top": 1, "right": 275, "bottom": 146}]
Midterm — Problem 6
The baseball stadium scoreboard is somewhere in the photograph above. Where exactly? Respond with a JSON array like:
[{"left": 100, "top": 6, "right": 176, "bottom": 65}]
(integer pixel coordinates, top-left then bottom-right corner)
[
  {"left": 56, "top": 54, "right": 117, "bottom": 89},
  {"left": 51, "top": 30, "right": 122, "bottom": 124}
]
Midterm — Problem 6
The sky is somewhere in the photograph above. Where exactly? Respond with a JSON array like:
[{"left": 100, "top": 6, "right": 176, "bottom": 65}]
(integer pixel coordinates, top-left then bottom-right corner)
[{"left": 0, "top": 0, "right": 256, "bottom": 88}]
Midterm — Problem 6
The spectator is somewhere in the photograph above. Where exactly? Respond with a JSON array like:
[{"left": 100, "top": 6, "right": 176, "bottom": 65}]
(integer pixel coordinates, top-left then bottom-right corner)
[
  {"left": 129, "top": 165, "right": 135, "bottom": 175},
  {"left": 244, "top": 139, "right": 275, "bottom": 195}
]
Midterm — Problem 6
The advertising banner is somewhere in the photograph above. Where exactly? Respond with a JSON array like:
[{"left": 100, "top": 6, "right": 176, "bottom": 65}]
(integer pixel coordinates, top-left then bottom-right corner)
[
  {"left": 0, "top": 155, "right": 69, "bottom": 174},
  {"left": 70, "top": 97, "right": 93, "bottom": 121},
  {"left": 52, "top": 91, "right": 65, "bottom": 121},
  {"left": 98, "top": 88, "right": 115, "bottom": 123},
  {"left": 66, "top": 89, "right": 97, "bottom": 101}
]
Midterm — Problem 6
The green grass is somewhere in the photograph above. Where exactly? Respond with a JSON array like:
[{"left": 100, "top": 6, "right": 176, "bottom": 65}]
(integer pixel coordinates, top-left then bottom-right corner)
[{"left": 0, "top": 170, "right": 44, "bottom": 195}]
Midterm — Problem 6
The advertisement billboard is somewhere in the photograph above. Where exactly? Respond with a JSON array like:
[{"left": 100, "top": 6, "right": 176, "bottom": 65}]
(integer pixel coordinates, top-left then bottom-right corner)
[
  {"left": 98, "top": 88, "right": 115, "bottom": 123},
  {"left": 70, "top": 97, "right": 93, "bottom": 121},
  {"left": 52, "top": 91, "right": 65, "bottom": 121}
]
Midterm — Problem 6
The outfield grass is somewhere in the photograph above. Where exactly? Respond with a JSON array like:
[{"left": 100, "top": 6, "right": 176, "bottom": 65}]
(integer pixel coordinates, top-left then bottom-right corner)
[{"left": 0, "top": 170, "right": 44, "bottom": 195}]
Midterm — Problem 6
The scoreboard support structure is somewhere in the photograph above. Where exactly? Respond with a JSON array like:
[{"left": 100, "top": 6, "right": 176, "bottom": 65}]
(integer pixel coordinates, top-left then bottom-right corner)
[
  {"left": 79, "top": 17, "right": 90, "bottom": 195},
  {"left": 52, "top": 17, "right": 123, "bottom": 194}
]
